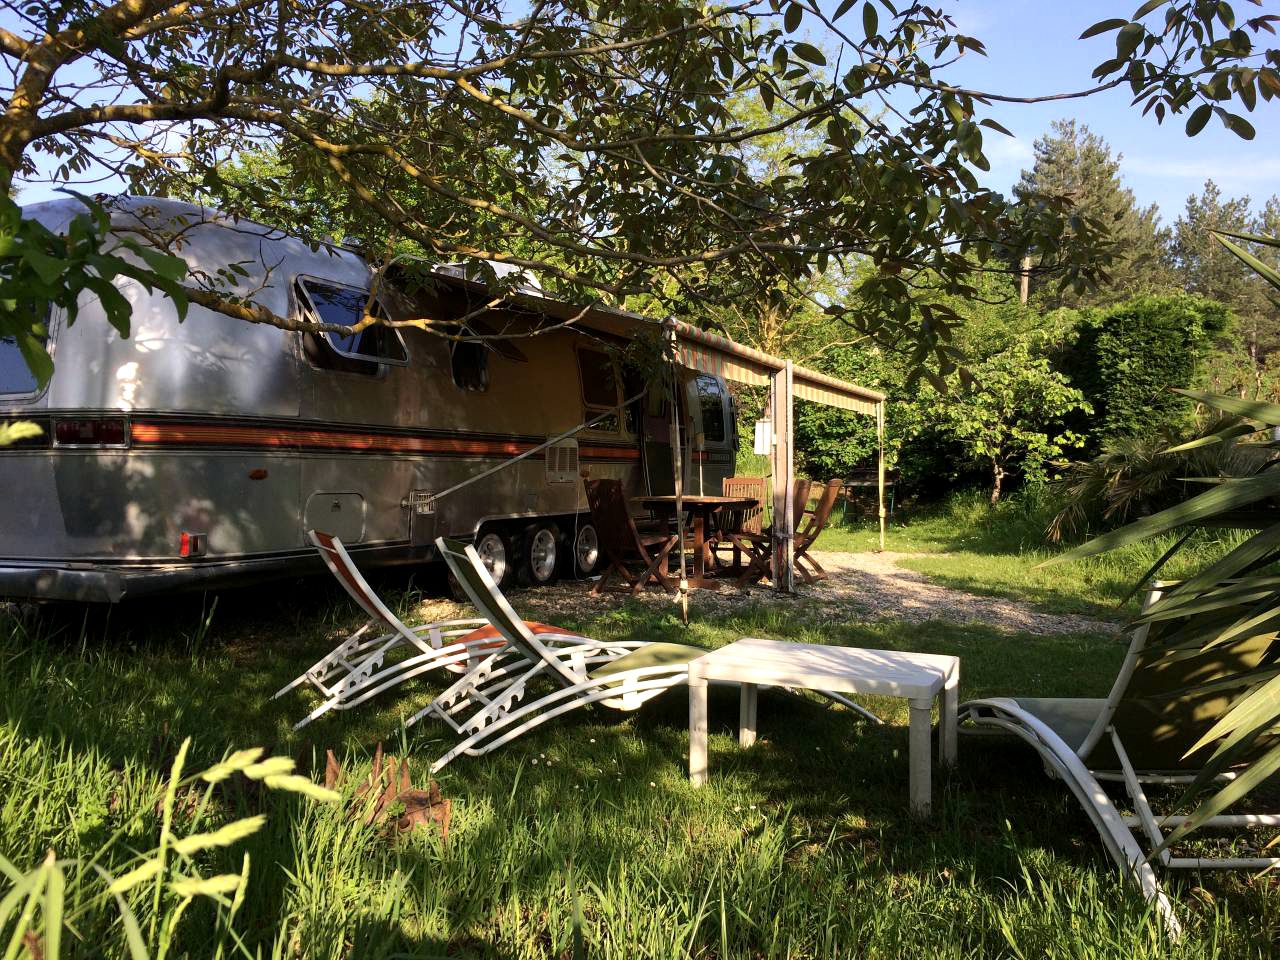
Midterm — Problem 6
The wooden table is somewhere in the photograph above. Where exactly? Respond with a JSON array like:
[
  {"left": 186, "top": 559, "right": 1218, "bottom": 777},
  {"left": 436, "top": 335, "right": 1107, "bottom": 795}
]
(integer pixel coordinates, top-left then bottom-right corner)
[
  {"left": 633, "top": 494, "right": 757, "bottom": 589},
  {"left": 688, "top": 637, "right": 960, "bottom": 816}
]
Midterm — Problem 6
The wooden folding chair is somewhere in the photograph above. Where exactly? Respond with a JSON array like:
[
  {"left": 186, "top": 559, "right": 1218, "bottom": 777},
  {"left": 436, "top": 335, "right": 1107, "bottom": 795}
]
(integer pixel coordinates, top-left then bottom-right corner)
[
  {"left": 712, "top": 476, "right": 766, "bottom": 574},
  {"left": 793, "top": 479, "right": 843, "bottom": 584},
  {"left": 272, "top": 530, "right": 504, "bottom": 729},
  {"left": 585, "top": 478, "right": 679, "bottom": 594}
]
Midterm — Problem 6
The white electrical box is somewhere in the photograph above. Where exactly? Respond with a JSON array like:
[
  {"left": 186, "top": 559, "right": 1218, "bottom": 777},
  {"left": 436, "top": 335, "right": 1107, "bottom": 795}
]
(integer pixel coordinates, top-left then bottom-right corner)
[{"left": 753, "top": 420, "right": 772, "bottom": 456}]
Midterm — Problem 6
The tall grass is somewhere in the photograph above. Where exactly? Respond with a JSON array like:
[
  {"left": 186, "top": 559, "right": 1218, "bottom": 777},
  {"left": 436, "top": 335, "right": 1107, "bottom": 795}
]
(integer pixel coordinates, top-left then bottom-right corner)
[{"left": 3, "top": 576, "right": 1277, "bottom": 957}]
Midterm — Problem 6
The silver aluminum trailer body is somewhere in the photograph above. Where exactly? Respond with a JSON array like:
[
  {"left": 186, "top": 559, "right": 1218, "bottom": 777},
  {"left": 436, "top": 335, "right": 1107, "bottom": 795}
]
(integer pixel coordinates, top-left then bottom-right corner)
[{"left": 0, "top": 198, "right": 736, "bottom": 602}]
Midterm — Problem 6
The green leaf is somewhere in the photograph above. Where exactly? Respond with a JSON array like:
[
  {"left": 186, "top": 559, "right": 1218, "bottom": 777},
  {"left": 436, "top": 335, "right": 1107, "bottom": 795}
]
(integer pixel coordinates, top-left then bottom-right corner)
[
  {"left": 82, "top": 277, "right": 132, "bottom": 337},
  {"left": 1222, "top": 110, "right": 1256, "bottom": 139},
  {"left": 1080, "top": 18, "right": 1127, "bottom": 39},
  {"left": 1161, "top": 736, "right": 1280, "bottom": 851},
  {"left": 1187, "top": 672, "right": 1280, "bottom": 760},
  {"left": 133, "top": 246, "right": 188, "bottom": 284},
  {"left": 784, "top": 3, "right": 802, "bottom": 34},
  {"left": 863, "top": 2, "right": 878, "bottom": 39},
  {"left": 979, "top": 118, "right": 1014, "bottom": 137},
  {"left": 1213, "top": 234, "right": 1280, "bottom": 291},
  {"left": 1154, "top": 522, "right": 1280, "bottom": 607},
  {"left": 792, "top": 42, "right": 826, "bottom": 65},
  {"left": 833, "top": 0, "right": 857, "bottom": 20},
  {"left": 1213, "top": 228, "right": 1280, "bottom": 250},
  {"left": 1041, "top": 469, "right": 1280, "bottom": 566},
  {"left": 1161, "top": 420, "right": 1261, "bottom": 453},
  {"left": 1185, "top": 102, "right": 1212, "bottom": 135},
  {"left": 1115, "top": 22, "right": 1145, "bottom": 59},
  {"left": 1174, "top": 388, "right": 1280, "bottom": 425},
  {"left": 19, "top": 245, "right": 65, "bottom": 286},
  {"left": 1132, "top": 0, "right": 1164, "bottom": 18},
  {"left": 13, "top": 331, "right": 53, "bottom": 388}
]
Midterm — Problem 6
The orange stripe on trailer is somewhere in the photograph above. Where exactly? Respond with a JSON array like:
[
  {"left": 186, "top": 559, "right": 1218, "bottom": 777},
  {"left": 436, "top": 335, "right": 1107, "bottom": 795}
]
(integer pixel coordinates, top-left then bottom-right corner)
[{"left": 130, "top": 421, "right": 642, "bottom": 460}]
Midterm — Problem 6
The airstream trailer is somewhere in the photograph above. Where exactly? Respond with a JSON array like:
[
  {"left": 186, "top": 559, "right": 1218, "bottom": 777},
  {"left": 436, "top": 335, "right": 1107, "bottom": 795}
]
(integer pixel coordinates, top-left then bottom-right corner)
[{"left": 0, "top": 197, "right": 738, "bottom": 602}]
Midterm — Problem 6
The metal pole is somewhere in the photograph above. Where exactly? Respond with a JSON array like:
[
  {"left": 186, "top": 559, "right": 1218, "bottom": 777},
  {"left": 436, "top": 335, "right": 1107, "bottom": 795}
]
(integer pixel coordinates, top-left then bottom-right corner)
[
  {"left": 877, "top": 401, "right": 886, "bottom": 553},
  {"left": 771, "top": 361, "right": 795, "bottom": 593},
  {"left": 667, "top": 325, "right": 689, "bottom": 623}
]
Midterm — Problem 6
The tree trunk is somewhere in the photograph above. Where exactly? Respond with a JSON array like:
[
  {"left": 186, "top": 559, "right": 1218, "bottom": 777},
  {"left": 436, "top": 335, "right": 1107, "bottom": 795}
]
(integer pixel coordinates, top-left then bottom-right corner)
[
  {"left": 1019, "top": 254, "right": 1032, "bottom": 305},
  {"left": 990, "top": 462, "right": 1004, "bottom": 506}
]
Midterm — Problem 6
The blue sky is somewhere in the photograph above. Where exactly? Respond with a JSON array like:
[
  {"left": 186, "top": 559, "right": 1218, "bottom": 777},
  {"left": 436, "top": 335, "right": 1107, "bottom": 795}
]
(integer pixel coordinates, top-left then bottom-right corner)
[
  {"left": 10, "top": 0, "right": 1278, "bottom": 224},
  {"left": 934, "top": 0, "right": 1280, "bottom": 224}
]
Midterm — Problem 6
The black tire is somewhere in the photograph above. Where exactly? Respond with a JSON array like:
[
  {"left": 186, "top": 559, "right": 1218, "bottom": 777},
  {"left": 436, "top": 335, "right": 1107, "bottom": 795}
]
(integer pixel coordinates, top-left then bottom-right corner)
[
  {"left": 570, "top": 520, "right": 601, "bottom": 578},
  {"left": 473, "top": 528, "right": 515, "bottom": 588},
  {"left": 521, "top": 522, "right": 560, "bottom": 586}
]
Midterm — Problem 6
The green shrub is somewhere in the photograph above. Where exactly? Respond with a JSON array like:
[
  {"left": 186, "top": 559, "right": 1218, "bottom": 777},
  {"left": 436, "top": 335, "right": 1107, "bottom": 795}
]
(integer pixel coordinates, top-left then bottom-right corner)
[{"left": 1064, "top": 294, "right": 1230, "bottom": 447}]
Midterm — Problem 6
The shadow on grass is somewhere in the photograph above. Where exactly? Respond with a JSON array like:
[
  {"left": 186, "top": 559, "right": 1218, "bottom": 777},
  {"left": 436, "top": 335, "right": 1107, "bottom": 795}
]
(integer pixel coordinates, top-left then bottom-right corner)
[{"left": 5, "top": 577, "right": 1273, "bottom": 956}]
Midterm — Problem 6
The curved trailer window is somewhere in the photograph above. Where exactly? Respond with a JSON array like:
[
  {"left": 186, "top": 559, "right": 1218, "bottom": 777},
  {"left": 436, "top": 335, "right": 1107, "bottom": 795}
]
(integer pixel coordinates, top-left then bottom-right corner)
[
  {"left": 0, "top": 304, "right": 49, "bottom": 395},
  {"left": 297, "top": 279, "right": 407, "bottom": 375}
]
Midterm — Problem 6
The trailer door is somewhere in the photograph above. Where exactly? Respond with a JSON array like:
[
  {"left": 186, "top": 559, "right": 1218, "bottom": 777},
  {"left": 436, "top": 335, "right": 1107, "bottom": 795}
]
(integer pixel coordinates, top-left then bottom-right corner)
[{"left": 687, "top": 375, "right": 735, "bottom": 495}]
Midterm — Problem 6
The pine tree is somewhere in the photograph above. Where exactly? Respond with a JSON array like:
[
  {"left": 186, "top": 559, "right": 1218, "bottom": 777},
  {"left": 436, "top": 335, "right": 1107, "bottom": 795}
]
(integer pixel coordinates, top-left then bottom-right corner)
[
  {"left": 1172, "top": 180, "right": 1279, "bottom": 366},
  {"left": 1015, "top": 120, "right": 1173, "bottom": 307}
]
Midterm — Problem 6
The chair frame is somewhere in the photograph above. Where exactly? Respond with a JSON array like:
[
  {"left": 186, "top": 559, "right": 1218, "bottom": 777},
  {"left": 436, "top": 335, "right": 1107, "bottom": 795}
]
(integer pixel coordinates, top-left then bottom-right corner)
[
  {"left": 272, "top": 530, "right": 502, "bottom": 730},
  {"left": 732, "top": 478, "right": 816, "bottom": 587},
  {"left": 792, "top": 479, "right": 843, "bottom": 584},
  {"left": 586, "top": 478, "right": 679, "bottom": 594},
  {"left": 417, "top": 538, "right": 699, "bottom": 772},
  {"left": 417, "top": 538, "right": 884, "bottom": 773},
  {"left": 712, "top": 476, "right": 766, "bottom": 574},
  {"left": 960, "top": 584, "right": 1280, "bottom": 939}
]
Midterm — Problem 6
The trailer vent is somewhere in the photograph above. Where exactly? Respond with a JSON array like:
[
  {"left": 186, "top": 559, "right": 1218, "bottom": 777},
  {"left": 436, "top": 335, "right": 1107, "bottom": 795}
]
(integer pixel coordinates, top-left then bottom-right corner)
[
  {"left": 545, "top": 440, "right": 578, "bottom": 484},
  {"left": 404, "top": 489, "right": 436, "bottom": 515}
]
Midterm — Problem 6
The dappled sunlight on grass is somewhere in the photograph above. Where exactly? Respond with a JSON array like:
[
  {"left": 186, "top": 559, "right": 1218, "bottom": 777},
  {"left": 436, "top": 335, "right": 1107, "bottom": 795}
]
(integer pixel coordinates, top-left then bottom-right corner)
[{"left": 1, "top": 560, "right": 1276, "bottom": 957}]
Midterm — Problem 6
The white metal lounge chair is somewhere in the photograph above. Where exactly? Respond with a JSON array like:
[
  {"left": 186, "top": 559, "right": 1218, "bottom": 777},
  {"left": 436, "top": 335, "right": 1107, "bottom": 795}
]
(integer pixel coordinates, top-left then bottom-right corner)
[
  {"left": 417, "top": 537, "right": 883, "bottom": 773},
  {"left": 414, "top": 537, "right": 707, "bottom": 772},
  {"left": 960, "top": 584, "right": 1280, "bottom": 938},
  {"left": 273, "top": 530, "right": 509, "bottom": 729}
]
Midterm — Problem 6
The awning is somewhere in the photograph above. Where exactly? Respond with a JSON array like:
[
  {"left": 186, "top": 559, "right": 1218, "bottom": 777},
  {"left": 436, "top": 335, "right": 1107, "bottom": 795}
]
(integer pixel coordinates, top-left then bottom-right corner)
[
  {"left": 670, "top": 320, "right": 882, "bottom": 414},
  {"left": 417, "top": 272, "right": 883, "bottom": 415}
]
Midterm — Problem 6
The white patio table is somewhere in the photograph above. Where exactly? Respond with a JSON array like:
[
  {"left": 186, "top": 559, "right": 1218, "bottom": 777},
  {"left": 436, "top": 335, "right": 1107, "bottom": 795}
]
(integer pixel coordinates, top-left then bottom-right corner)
[{"left": 688, "top": 637, "right": 960, "bottom": 816}]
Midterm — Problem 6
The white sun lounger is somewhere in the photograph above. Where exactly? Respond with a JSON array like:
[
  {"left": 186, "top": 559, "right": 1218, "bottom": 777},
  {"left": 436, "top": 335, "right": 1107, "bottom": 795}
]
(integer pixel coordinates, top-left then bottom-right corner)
[
  {"left": 417, "top": 537, "right": 882, "bottom": 773},
  {"left": 273, "top": 530, "right": 506, "bottom": 729},
  {"left": 960, "top": 583, "right": 1280, "bottom": 938}
]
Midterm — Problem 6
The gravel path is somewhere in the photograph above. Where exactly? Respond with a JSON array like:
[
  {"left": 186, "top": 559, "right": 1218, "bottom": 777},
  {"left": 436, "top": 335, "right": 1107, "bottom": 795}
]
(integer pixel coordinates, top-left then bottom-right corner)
[{"left": 416, "top": 549, "right": 1118, "bottom": 637}]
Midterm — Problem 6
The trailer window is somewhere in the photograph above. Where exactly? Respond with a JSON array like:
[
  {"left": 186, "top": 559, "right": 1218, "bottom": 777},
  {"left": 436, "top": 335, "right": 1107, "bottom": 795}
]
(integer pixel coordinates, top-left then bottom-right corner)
[
  {"left": 450, "top": 334, "right": 489, "bottom": 392},
  {"left": 694, "top": 375, "right": 726, "bottom": 443},
  {"left": 0, "top": 304, "right": 49, "bottom": 395},
  {"left": 297, "top": 279, "right": 407, "bottom": 375},
  {"left": 578, "top": 349, "right": 621, "bottom": 432}
]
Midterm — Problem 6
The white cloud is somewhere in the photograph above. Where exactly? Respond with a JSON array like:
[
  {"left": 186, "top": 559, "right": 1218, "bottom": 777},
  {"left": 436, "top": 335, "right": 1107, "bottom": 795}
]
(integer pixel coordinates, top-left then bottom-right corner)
[{"left": 1126, "top": 155, "right": 1280, "bottom": 184}]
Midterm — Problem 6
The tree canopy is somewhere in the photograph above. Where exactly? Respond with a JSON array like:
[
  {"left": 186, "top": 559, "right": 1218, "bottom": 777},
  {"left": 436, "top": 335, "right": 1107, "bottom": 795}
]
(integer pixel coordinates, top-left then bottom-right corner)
[{"left": 2, "top": 0, "right": 1277, "bottom": 383}]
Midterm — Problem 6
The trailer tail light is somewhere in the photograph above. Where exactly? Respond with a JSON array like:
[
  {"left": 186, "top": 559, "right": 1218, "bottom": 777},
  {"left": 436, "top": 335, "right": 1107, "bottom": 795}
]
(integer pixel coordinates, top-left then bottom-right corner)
[
  {"left": 53, "top": 417, "right": 128, "bottom": 447},
  {"left": 179, "top": 532, "right": 207, "bottom": 558}
]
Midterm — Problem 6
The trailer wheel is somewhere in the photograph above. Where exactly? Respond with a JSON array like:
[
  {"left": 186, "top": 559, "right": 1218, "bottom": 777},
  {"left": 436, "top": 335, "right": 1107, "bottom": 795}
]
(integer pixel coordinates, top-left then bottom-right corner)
[
  {"left": 571, "top": 522, "right": 601, "bottom": 577},
  {"left": 522, "top": 523, "right": 560, "bottom": 586},
  {"left": 474, "top": 529, "right": 514, "bottom": 587}
]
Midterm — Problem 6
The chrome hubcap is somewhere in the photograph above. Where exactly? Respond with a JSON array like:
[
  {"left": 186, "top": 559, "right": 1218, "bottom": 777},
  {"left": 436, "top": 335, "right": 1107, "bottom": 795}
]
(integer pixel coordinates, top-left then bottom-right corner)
[
  {"left": 575, "top": 525, "right": 599, "bottom": 573},
  {"left": 529, "top": 528, "right": 557, "bottom": 582},
  {"left": 476, "top": 533, "right": 507, "bottom": 582}
]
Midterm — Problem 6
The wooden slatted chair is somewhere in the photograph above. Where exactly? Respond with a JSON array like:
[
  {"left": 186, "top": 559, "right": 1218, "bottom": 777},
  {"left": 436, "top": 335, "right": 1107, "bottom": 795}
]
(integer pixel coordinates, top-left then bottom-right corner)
[
  {"left": 272, "top": 530, "right": 507, "bottom": 729},
  {"left": 585, "top": 478, "right": 679, "bottom": 594},
  {"left": 793, "top": 478, "right": 844, "bottom": 584},
  {"left": 712, "top": 476, "right": 766, "bottom": 574}
]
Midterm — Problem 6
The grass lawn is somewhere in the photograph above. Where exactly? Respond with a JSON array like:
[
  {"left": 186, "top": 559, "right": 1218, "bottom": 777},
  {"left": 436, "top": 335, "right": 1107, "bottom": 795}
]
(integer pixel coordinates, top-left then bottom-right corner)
[
  {"left": 2, "top": 535, "right": 1277, "bottom": 956},
  {"left": 823, "top": 490, "right": 1250, "bottom": 621}
]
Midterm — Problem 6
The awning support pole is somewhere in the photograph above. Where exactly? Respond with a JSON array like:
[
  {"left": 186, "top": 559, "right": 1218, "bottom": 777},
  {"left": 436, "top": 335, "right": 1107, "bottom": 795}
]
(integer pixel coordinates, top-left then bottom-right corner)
[
  {"left": 666, "top": 322, "right": 690, "bottom": 623},
  {"left": 877, "top": 400, "right": 887, "bottom": 553},
  {"left": 771, "top": 360, "right": 795, "bottom": 593}
]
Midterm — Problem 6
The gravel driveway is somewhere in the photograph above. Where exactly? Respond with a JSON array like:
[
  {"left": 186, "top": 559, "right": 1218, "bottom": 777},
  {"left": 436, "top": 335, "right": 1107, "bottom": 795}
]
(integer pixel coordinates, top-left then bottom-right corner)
[{"left": 417, "top": 549, "right": 1118, "bottom": 637}]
